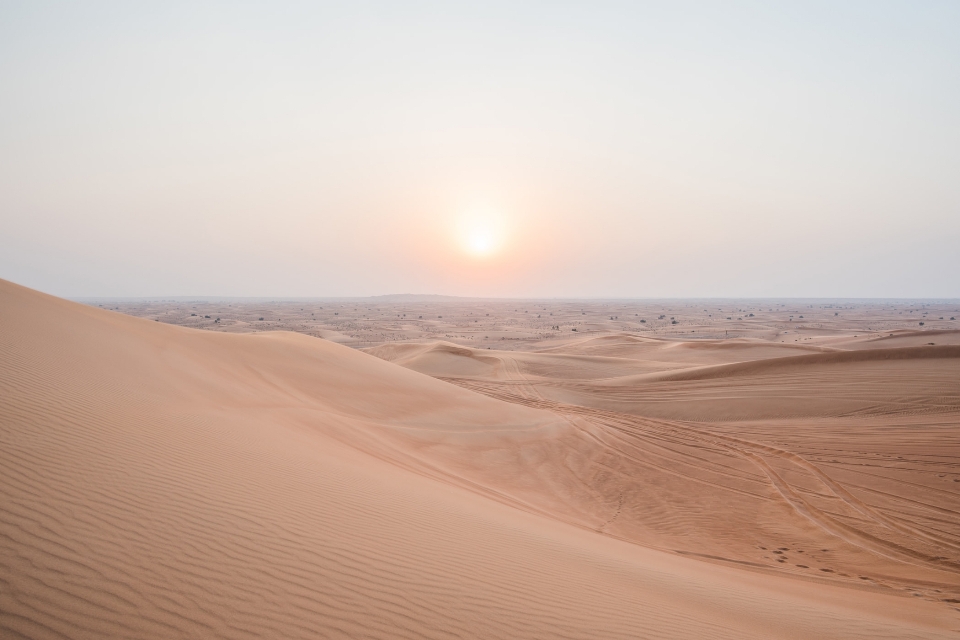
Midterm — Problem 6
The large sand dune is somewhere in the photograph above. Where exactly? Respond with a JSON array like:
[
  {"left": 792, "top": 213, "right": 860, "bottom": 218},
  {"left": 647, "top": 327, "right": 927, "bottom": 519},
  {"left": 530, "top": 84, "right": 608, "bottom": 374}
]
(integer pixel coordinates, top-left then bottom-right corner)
[
  {"left": 2, "top": 279, "right": 959, "bottom": 638},
  {"left": 370, "top": 339, "right": 960, "bottom": 593}
]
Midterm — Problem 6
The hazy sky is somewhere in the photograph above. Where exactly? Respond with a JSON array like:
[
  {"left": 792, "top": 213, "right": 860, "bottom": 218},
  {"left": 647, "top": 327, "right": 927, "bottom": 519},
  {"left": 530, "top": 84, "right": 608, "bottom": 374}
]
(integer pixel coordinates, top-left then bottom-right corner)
[{"left": 2, "top": 1, "right": 958, "bottom": 298}]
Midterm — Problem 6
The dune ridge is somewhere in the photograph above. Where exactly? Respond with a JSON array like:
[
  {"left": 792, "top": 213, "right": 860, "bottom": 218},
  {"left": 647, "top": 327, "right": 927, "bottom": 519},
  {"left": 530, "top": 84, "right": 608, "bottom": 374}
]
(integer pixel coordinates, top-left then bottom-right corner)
[
  {"left": 2, "top": 279, "right": 958, "bottom": 638},
  {"left": 371, "top": 337, "right": 960, "bottom": 595},
  {"left": 648, "top": 345, "right": 960, "bottom": 383}
]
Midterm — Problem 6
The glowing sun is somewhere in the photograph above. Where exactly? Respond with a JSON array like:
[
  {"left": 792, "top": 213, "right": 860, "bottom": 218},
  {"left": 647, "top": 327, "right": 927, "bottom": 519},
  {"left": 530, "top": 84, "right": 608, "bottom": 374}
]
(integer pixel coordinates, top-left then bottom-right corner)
[{"left": 457, "top": 207, "right": 505, "bottom": 258}]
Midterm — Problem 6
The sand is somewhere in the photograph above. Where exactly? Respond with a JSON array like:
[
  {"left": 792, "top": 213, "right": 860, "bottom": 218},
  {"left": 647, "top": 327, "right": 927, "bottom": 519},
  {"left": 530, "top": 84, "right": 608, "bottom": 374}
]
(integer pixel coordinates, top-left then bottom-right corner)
[
  {"left": 84, "top": 296, "right": 960, "bottom": 350},
  {"left": 3, "top": 278, "right": 959, "bottom": 638}
]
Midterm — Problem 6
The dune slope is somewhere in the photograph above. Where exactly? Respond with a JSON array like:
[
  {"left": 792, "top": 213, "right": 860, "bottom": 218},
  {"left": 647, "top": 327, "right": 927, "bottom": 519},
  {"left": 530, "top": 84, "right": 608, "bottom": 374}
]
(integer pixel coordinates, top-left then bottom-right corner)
[
  {"left": 371, "top": 339, "right": 960, "bottom": 600},
  {"left": 1, "top": 279, "right": 957, "bottom": 639}
]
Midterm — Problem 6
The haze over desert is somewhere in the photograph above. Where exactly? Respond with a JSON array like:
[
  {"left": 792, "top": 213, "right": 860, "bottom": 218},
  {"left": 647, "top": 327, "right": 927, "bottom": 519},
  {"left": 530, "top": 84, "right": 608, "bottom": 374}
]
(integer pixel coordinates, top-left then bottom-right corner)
[{"left": 3, "top": 2, "right": 960, "bottom": 639}]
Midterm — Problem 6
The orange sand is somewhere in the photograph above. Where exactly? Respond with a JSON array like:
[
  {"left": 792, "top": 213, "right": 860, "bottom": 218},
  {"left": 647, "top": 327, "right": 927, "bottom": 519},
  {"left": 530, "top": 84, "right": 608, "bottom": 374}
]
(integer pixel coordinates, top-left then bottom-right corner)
[{"left": 3, "top": 279, "right": 958, "bottom": 638}]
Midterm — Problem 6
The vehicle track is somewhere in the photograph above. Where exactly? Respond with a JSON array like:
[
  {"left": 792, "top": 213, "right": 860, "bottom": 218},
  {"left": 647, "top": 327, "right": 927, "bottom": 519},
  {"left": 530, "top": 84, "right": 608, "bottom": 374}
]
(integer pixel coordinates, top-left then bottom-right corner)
[{"left": 443, "top": 377, "right": 960, "bottom": 576}]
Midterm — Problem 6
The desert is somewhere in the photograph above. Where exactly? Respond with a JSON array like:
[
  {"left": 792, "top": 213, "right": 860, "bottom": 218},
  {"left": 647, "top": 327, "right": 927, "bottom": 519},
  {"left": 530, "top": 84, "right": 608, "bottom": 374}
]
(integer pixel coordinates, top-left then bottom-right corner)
[
  {"left": 3, "top": 3, "right": 960, "bottom": 637},
  {"left": 3, "top": 279, "right": 960, "bottom": 638}
]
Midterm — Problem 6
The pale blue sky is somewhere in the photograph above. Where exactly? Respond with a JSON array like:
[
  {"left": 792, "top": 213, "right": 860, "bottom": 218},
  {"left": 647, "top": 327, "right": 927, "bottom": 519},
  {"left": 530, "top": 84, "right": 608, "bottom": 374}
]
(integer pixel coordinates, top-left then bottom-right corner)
[{"left": 1, "top": 1, "right": 958, "bottom": 297}]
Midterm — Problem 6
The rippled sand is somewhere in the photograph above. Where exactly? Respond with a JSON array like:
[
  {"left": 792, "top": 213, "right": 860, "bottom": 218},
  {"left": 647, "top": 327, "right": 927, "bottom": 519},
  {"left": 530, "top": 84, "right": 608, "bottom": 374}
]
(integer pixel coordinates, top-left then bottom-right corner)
[{"left": 3, "top": 279, "right": 959, "bottom": 638}]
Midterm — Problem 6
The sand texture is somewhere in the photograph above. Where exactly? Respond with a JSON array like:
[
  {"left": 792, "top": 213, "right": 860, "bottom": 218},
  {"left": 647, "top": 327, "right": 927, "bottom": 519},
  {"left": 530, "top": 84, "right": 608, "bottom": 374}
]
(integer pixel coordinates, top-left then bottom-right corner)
[
  {"left": 3, "top": 279, "right": 959, "bottom": 638},
  {"left": 101, "top": 297, "right": 960, "bottom": 350}
]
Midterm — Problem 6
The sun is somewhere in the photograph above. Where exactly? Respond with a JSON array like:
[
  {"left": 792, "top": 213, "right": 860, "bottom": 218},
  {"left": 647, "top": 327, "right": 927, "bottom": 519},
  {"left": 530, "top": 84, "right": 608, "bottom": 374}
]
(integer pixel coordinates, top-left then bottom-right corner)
[
  {"left": 457, "top": 207, "right": 505, "bottom": 258},
  {"left": 467, "top": 227, "right": 495, "bottom": 255}
]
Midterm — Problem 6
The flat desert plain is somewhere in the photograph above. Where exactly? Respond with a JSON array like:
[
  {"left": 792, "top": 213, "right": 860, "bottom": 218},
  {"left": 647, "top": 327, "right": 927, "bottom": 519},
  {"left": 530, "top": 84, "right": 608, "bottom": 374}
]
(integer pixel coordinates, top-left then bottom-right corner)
[{"left": 3, "top": 279, "right": 960, "bottom": 638}]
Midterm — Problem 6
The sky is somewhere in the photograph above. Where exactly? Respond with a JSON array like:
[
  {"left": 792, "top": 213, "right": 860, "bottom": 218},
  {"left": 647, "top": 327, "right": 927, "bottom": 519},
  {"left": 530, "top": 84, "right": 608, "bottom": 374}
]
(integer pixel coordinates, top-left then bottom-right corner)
[{"left": 1, "top": 1, "right": 958, "bottom": 298}]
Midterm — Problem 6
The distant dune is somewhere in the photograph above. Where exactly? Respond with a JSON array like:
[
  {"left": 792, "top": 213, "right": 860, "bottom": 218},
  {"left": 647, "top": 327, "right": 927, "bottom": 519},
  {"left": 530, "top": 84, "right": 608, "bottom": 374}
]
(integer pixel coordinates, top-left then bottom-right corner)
[
  {"left": 649, "top": 345, "right": 960, "bottom": 382},
  {"left": 2, "top": 278, "right": 958, "bottom": 639}
]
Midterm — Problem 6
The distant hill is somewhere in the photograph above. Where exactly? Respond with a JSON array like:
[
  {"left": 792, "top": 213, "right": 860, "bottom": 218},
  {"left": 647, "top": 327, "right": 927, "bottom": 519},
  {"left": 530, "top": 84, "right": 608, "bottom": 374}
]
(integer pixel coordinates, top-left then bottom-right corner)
[{"left": 366, "top": 293, "right": 468, "bottom": 302}]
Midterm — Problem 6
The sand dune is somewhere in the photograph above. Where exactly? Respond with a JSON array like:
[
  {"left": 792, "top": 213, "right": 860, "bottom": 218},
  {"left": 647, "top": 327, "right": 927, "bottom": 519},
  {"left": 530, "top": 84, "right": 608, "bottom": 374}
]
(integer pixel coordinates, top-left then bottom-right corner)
[
  {"left": 371, "top": 338, "right": 960, "bottom": 601},
  {"left": 2, "top": 279, "right": 958, "bottom": 638},
  {"left": 650, "top": 345, "right": 960, "bottom": 382},
  {"left": 537, "top": 333, "right": 838, "bottom": 362},
  {"left": 104, "top": 296, "right": 960, "bottom": 350}
]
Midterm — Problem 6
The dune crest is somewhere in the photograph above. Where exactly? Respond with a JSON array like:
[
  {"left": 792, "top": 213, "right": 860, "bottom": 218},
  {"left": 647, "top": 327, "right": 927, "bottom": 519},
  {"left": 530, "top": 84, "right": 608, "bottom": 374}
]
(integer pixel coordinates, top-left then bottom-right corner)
[{"left": 2, "top": 279, "right": 958, "bottom": 638}]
